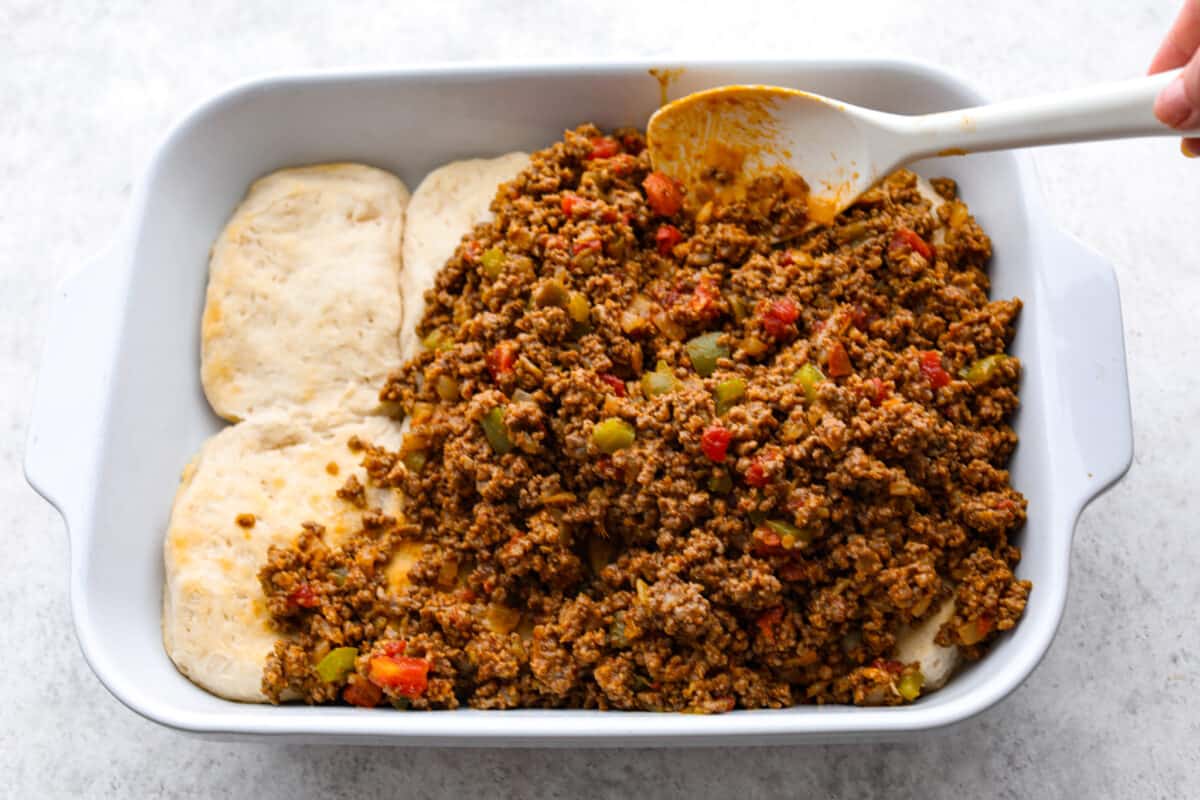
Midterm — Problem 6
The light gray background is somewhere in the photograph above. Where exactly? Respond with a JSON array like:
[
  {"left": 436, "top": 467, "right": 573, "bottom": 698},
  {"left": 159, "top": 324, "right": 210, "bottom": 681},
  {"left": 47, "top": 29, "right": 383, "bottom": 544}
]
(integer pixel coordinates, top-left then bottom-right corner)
[{"left": 3, "top": 1, "right": 1197, "bottom": 797}]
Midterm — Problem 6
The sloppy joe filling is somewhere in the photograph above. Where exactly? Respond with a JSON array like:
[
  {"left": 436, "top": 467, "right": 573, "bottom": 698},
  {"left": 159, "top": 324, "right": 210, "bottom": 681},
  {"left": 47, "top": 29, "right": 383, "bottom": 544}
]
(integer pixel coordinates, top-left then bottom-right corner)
[{"left": 259, "top": 125, "right": 1029, "bottom": 711}]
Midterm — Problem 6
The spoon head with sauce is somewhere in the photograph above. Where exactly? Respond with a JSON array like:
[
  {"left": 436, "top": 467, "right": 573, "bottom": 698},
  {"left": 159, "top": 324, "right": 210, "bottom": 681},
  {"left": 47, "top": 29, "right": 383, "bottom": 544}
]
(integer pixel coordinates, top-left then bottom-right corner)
[{"left": 646, "top": 85, "right": 899, "bottom": 223}]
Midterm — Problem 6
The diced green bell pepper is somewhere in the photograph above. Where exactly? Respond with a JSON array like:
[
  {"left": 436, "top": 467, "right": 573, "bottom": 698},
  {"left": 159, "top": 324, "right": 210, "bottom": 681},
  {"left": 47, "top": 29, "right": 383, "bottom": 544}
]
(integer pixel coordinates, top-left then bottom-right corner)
[
  {"left": 315, "top": 647, "right": 358, "bottom": 683},
  {"left": 480, "top": 247, "right": 506, "bottom": 278},
  {"left": 959, "top": 354, "right": 1011, "bottom": 386},
  {"left": 714, "top": 377, "right": 746, "bottom": 415},
  {"left": 641, "top": 360, "right": 680, "bottom": 397},
  {"left": 592, "top": 418, "right": 636, "bottom": 454},
  {"left": 794, "top": 363, "right": 825, "bottom": 403},
  {"left": 686, "top": 332, "right": 729, "bottom": 377},
  {"left": 480, "top": 407, "right": 514, "bottom": 454}
]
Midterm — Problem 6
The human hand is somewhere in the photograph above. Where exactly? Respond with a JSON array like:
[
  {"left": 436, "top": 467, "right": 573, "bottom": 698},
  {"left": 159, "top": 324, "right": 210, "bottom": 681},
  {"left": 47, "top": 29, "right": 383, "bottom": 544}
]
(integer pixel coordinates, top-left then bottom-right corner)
[{"left": 1150, "top": 0, "right": 1200, "bottom": 156}]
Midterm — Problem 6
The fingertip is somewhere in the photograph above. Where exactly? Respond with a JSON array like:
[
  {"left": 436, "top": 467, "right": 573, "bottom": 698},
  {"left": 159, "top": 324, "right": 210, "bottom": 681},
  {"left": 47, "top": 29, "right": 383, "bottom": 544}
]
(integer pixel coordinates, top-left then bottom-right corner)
[
  {"left": 1182, "top": 138, "right": 1200, "bottom": 158},
  {"left": 1149, "top": 45, "right": 1188, "bottom": 75},
  {"left": 1156, "top": 77, "right": 1192, "bottom": 128},
  {"left": 1151, "top": 0, "right": 1200, "bottom": 74}
]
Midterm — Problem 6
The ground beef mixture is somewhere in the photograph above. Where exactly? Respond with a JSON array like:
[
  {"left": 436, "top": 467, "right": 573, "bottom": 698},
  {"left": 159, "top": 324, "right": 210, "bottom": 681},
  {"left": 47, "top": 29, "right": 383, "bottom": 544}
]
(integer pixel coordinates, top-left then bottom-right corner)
[{"left": 259, "top": 124, "right": 1031, "bottom": 712}]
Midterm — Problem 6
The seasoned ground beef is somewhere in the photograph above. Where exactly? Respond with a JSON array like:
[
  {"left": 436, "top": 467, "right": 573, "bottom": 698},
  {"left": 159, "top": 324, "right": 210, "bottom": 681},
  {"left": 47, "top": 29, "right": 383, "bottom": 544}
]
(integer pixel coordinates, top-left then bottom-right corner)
[{"left": 259, "top": 124, "right": 1030, "bottom": 711}]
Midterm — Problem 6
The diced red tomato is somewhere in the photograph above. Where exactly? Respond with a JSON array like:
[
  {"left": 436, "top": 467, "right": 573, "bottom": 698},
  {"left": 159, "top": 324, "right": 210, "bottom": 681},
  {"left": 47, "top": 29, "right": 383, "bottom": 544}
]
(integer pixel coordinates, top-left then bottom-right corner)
[
  {"left": 486, "top": 342, "right": 518, "bottom": 380},
  {"left": 780, "top": 250, "right": 796, "bottom": 266},
  {"left": 561, "top": 194, "right": 592, "bottom": 216},
  {"left": 587, "top": 136, "right": 621, "bottom": 160},
  {"left": 919, "top": 350, "right": 951, "bottom": 389},
  {"left": 745, "top": 458, "right": 769, "bottom": 487},
  {"left": 752, "top": 528, "right": 785, "bottom": 556},
  {"left": 863, "top": 377, "right": 890, "bottom": 406},
  {"left": 463, "top": 240, "right": 482, "bottom": 263},
  {"left": 609, "top": 154, "right": 638, "bottom": 176},
  {"left": 826, "top": 342, "right": 852, "bottom": 377},
  {"left": 889, "top": 227, "right": 933, "bottom": 261},
  {"left": 572, "top": 237, "right": 602, "bottom": 255},
  {"left": 598, "top": 373, "right": 627, "bottom": 397},
  {"left": 850, "top": 304, "right": 870, "bottom": 331},
  {"left": 761, "top": 298, "right": 800, "bottom": 339},
  {"left": 342, "top": 675, "right": 382, "bottom": 708},
  {"left": 872, "top": 658, "right": 904, "bottom": 674},
  {"left": 286, "top": 583, "right": 319, "bottom": 610},
  {"left": 368, "top": 655, "right": 430, "bottom": 698},
  {"left": 655, "top": 224, "right": 683, "bottom": 255},
  {"left": 643, "top": 171, "right": 684, "bottom": 216},
  {"left": 600, "top": 207, "right": 631, "bottom": 224},
  {"left": 700, "top": 425, "right": 732, "bottom": 462},
  {"left": 755, "top": 606, "right": 785, "bottom": 640},
  {"left": 379, "top": 640, "right": 407, "bottom": 657},
  {"left": 689, "top": 279, "right": 721, "bottom": 322}
]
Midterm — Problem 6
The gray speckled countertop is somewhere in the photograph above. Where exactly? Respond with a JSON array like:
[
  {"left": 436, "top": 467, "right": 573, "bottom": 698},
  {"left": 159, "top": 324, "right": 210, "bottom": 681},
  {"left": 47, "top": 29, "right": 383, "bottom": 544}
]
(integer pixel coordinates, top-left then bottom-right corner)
[{"left": 4, "top": 1, "right": 1198, "bottom": 797}]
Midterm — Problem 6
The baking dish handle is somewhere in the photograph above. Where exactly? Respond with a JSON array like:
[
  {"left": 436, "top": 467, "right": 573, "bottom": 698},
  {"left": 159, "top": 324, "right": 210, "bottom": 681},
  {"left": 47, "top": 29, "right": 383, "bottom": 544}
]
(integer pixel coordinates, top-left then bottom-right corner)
[
  {"left": 1042, "top": 228, "right": 1134, "bottom": 509},
  {"left": 25, "top": 237, "right": 128, "bottom": 529}
]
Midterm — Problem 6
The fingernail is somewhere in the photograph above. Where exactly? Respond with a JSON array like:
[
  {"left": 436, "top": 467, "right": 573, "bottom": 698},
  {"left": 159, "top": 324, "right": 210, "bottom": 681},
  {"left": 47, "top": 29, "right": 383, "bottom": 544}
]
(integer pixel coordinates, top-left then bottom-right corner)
[
  {"left": 1156, "top": 77, "right": 1197, "bottom": 129},
  {"left": 1183, "top": 139, "right": 1199, "bottom": 158}
]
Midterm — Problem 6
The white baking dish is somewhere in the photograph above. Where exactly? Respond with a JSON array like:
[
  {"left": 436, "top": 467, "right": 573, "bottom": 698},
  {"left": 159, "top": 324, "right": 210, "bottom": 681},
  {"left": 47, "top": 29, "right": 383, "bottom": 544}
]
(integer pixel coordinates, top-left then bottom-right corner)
[{"left": 24, "top": 59, "right": 1132, "bottom": 745}]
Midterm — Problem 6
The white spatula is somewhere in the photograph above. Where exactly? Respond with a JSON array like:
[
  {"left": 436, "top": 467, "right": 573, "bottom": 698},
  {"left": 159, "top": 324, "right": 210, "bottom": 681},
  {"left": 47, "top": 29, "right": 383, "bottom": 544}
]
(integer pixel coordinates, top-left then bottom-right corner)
[{"left": 647, "top": 69, "right": 1191, "bottom": 222}]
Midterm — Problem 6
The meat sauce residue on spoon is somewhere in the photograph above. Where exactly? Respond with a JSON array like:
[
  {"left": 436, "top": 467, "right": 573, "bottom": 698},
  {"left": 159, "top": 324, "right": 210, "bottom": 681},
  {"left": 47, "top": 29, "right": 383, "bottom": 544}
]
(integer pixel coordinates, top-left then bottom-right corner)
[{"left": 647, "top": 86, "right": 858, "bottom": 224}]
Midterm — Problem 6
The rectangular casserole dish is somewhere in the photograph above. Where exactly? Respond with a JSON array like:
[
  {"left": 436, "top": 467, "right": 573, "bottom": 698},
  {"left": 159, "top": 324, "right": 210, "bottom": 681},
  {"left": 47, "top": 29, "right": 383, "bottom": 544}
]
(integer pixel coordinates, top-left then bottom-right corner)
[{"left": 25, "top": 59, "right": 1133, "bottom": 745}]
